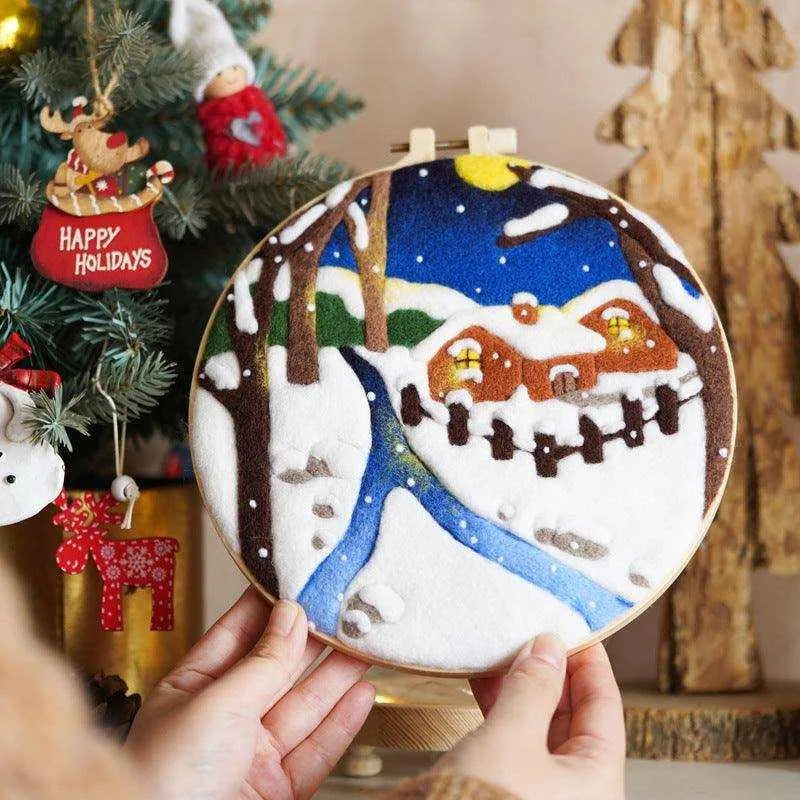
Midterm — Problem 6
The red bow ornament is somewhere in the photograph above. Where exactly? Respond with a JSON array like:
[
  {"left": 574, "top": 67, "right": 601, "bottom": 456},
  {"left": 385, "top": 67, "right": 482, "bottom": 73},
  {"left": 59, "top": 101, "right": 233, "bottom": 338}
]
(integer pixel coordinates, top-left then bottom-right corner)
[{"left": 0, "top": 333, "right": 62, "bottom": 394}]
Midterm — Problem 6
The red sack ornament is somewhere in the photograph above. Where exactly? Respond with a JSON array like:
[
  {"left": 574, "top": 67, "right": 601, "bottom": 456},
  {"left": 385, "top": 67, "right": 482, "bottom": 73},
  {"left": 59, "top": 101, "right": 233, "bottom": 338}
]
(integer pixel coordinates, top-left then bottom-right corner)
[
  {"left": 30, "top": 95, "right": 174, "bottom": 292},
  {"left": 53, "top": 490, "right": 180, "bottom": 631}
]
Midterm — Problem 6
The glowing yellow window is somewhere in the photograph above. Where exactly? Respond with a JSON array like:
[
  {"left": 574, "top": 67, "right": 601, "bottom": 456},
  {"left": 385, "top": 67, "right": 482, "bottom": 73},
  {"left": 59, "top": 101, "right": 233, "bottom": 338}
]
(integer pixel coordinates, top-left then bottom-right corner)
[
  {"left": 455, "top": 348, "right": 481, "bottom": 370},
  {"left": 607, "top": 316, "right": 631, "bottom": 339}
]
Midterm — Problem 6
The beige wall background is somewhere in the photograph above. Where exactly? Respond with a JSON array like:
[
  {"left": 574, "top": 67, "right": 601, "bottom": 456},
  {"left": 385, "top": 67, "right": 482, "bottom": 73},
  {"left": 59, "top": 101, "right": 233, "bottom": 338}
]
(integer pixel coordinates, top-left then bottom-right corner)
[{"left": 204, "top": 0, "right": 800, "bottom": 685}]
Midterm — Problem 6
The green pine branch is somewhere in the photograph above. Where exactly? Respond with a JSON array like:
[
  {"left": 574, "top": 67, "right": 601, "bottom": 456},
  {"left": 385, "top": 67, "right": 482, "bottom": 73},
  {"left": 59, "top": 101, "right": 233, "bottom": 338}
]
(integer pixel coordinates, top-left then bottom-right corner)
[
  {"left": 212, "top": 153, "right": 355, "bottom": 226},
  {"left": 258, "top": 51, "right": 364, "bottom": 140},
  {"left": 157, "top": 176, "right": 212, "bottom": 239},
  {"left": 25, "top": 385, "right": 90, "bottom": 452}
]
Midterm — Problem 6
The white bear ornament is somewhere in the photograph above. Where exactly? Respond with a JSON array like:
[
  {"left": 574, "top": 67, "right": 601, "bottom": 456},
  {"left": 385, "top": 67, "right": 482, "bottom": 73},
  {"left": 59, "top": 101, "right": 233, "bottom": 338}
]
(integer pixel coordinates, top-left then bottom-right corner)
[{"left": 0, "top": 381, "right": 65, "bottom": 526}]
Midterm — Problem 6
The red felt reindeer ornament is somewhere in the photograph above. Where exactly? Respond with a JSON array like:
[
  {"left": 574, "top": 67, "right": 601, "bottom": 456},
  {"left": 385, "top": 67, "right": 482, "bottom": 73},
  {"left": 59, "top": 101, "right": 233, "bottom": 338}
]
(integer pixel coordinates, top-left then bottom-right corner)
[
  {"left": 30, "top": 25, "right": 175, "bottom": 293},
  {"left": 53, "top": 491, "right": 180, "bottom": 631}
]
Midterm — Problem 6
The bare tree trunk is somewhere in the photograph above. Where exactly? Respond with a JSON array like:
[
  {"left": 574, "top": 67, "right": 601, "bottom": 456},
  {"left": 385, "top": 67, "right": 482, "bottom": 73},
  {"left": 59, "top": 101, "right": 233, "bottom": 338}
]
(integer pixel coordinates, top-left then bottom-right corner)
[{"left": 345, "top": 172, "right": 391, "bottom": 352}]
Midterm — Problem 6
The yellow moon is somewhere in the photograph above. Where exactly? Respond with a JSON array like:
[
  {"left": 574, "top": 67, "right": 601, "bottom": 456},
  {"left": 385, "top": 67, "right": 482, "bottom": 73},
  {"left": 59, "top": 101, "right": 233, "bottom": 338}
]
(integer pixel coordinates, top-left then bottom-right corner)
[{"left": 454, "top": 154, "right": 532, "bottom": 191}]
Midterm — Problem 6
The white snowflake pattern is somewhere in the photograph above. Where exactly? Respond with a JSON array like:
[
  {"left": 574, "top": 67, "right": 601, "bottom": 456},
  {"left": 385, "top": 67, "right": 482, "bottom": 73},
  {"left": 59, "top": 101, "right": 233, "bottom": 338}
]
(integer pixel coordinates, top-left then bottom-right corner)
[
  {"left": 122, "top": 546, "right": 153, "bottom": 578},
  {"left": 151, "top": 566, "right": 166, "bottom": 583},
  {"left": 154, "top": 540, "right": 173, "bottom": 558},
  {"left": 95, "top": 178, "right": 108, "bottom": 191},
  {"left": 99, "top": 544, "right": 115, "bottom": 561},
  {"left": 106, "top": 564, "right": 121, "bottom": 581}
]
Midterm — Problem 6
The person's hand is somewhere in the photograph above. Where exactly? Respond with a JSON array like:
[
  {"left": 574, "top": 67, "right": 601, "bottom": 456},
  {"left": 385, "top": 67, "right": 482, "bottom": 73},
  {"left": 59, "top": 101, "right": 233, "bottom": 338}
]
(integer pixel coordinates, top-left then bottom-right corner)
[
  {"left": 126, "top": 589, "right": 374, "bottom": 800},
  {"left": 434, "top": 635, "right": 625, "bottom": 800}
]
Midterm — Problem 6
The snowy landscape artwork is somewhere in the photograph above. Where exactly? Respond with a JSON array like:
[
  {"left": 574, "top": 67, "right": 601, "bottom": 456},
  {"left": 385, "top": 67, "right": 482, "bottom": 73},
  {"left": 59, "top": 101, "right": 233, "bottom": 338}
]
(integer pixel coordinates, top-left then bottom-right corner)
[{"left": 190, "top": 155, "right": 735, "bottom": 672}]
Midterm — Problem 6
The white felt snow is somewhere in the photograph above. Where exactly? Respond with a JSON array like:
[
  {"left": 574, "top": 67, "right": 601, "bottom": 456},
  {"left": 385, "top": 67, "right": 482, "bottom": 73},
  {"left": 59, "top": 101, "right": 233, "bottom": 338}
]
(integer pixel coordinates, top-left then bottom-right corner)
[
  {"left": 273, "top": 262, "right": 290, "bottom": 301},
  {"left": 233, "top": 257, "right": 262, "bottom": 334},
  {"left": 447, "top": 337, "right": 483, "bottom": 356},
  {"left": 325, "top": 179, "right": 353, "bottom": 208},
  {"left": 279, "top": 203, "right": 327, "bottom": 245},
  {"left": 204, "top": 351, "right": 241, "bottom": 390},
  {"left": 562, "top": 280, "right": 658, "bottom": 323},
  {"left": 316, "top": 267, "right": 366, "bottom": 318},
  {"left": 189, "top": 387, "right": 239, "bottom": 549},
  {"left": 0, "top": 385, "right": 65, "bottom": 525},
  {"left": 413, "top": 305, "right": 606, "bottom": 363},
  {"left": 346, "top": 202, "right": 369, "bottom": 250},
  {"left": 503, "top": 203, "right": 569, "bottom": 237},
  {"left": 341, "top": 488, "right": 590, "bottom": 669},
  {"left": 358, "top": 583, "right": 405, "bottom": 623},
  {"left": 529, "top": 167, "right": 610, "bottom": 200},
  {"left": 267, "top": 345, "right": 371, "bottom": 599},
  {"left": 652, "top": 264, "right": 714, "bottom": 332},
  {"left": 623, "top": 204, "right": 690, "bottom": 267}
]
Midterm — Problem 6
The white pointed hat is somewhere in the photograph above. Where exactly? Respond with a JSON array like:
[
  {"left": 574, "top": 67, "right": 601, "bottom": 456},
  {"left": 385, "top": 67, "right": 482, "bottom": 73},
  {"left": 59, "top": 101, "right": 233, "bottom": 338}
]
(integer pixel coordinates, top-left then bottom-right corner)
[{"left": 169, "top": 0, "right": 256, "bottom": 102}]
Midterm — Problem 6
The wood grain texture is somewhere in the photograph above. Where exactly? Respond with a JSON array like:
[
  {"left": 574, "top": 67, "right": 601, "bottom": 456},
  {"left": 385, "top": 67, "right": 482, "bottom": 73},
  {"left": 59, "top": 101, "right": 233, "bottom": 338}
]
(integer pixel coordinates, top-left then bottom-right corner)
[{"left": 599, "top": 0, "right": 800, "bottom": 692}]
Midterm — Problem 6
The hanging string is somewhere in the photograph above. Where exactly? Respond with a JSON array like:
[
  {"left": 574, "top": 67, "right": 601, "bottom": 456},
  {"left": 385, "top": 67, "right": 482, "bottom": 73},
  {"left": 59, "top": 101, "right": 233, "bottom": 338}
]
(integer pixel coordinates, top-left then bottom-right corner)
[
  {"left": 84, "top": 0, "right": 120, "bottom": 117},
  {"left": 93, "top": 358, "right": 140, "bottom": 530}
]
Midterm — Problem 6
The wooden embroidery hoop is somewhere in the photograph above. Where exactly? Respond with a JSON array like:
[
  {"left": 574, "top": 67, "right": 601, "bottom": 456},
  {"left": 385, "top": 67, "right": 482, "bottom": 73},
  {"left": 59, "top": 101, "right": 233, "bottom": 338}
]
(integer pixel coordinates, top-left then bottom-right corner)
[{"left": 191, "top": 125, "right": 736, "bottom": 678}]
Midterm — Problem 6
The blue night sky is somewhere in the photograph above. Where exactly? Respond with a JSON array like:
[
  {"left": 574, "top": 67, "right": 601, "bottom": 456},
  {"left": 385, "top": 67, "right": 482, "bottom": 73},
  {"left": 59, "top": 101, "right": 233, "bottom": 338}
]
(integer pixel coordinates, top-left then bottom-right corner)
[{"left": 319, "top": 158, "right": 639, "bottom": 307}]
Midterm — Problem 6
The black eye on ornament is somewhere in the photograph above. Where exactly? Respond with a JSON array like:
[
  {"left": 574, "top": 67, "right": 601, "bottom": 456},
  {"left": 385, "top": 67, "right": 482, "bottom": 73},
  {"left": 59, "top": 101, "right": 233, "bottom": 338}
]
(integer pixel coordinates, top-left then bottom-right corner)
[{"left": 5, "top": 475, "right": 16, "bottom": 484}]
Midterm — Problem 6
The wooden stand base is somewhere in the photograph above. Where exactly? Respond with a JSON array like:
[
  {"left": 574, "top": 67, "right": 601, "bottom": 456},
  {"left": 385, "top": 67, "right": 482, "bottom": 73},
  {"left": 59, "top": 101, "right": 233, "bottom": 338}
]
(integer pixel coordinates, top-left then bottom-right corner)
[
  {"left": 352, "top": 670, "right": 800, "bottom": 765},
  {"left": 624, "top": 683, "right": 800, "bottom": 761}
]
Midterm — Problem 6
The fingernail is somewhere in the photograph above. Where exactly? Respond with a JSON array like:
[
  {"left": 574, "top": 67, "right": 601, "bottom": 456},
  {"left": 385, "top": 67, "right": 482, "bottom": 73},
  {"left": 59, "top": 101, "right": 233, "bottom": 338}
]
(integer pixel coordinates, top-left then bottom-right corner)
[
  {"left": 268, "top": 600, "right": 298, "bottom": 636},
  {"left": 529, "top": 633, "right": 565, "bottom": 670}
]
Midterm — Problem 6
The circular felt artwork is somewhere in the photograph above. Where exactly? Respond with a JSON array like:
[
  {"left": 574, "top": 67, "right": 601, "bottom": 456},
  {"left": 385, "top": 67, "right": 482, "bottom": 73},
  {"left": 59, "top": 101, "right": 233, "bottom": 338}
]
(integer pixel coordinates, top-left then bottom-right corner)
[{"left": 190, "top": 156, "right": 735, "bottom": 674}]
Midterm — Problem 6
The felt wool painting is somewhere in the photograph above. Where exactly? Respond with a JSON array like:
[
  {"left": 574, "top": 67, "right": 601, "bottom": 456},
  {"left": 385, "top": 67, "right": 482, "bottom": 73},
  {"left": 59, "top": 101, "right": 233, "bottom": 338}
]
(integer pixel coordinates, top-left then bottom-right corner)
[{"left": 190, "top": 156, "right": 735, "bottom": 673}]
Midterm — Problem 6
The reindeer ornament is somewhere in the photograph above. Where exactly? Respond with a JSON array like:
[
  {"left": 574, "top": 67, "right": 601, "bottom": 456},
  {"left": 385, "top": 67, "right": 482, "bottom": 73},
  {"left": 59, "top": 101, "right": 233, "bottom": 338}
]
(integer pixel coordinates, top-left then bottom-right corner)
[
  {"left": 0, "top": 334, "right": 65, "bottom": 526},
  {"left": 31, "top": 94, "right": 175, "bottom": 292},
  {"left": 54, "top": 491, "right": 179, "bottom": 631}
]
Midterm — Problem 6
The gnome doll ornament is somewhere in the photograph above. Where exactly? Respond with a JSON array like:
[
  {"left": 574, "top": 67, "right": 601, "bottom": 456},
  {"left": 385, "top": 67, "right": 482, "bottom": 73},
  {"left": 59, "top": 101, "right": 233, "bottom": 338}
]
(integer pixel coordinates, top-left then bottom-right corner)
[
  {"left": 0, "top": 334, "right": 65, "bottom": 526},
  {"left": 169, "top": 0, "right": 287, "bottom": 171}
]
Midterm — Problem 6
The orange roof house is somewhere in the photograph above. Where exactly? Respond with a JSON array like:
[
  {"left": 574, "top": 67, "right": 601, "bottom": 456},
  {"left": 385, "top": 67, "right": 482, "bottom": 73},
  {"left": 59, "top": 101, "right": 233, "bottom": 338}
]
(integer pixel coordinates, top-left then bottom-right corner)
[{"left": 413, "top": 283, "right": 679, "bottom": 405}]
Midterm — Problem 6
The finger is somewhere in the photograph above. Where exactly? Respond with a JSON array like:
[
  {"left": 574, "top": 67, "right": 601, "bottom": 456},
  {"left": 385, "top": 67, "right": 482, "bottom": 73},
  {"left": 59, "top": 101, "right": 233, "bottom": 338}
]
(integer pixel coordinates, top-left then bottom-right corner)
[
  {"left": 547, "top": 671, "right": 572, "bottom": 752},
  {"left": 469, "top": 675, "right": 505, "bottom": 717},
  {"left": 560, "top": 643, "right": 625, "bottom": 759},
  {"left": 284, "top": 681, "right": 375, "bottom": 800},
  {"left": 483, "top": 634, "right": 566, "bottom": 747},
  {"left": 204, "top": 599, "right": 309, "bottom": 717},
  {"left": 261, "top": 650, "right": 370, "bottom": 755}
]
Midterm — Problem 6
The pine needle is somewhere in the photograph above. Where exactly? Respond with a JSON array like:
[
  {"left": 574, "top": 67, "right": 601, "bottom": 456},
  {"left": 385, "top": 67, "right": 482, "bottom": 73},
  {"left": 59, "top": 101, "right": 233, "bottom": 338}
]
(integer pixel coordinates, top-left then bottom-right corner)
[
  {"left": 0, "top": 165, "right": 45, "bottom": 228},
  {"left": 24, "top": 385, "right": 91, "bottom": 452}
]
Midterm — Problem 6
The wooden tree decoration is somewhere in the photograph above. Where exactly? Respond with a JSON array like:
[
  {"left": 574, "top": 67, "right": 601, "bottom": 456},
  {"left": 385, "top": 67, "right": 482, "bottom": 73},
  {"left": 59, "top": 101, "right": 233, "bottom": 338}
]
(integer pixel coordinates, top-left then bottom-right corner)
[
  {"left": 197, "top": 174, "right": 392, "bottom": 591},
  {"left": 597, "top": 0, "right": 800, "bottom": 693}
]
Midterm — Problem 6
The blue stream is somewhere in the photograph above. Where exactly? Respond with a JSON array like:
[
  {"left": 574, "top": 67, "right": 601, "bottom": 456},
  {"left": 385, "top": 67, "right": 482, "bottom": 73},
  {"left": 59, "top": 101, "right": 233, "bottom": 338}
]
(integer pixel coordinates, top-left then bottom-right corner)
[{"left": 297, "top": 348, "right": 633, "bottom": 635}]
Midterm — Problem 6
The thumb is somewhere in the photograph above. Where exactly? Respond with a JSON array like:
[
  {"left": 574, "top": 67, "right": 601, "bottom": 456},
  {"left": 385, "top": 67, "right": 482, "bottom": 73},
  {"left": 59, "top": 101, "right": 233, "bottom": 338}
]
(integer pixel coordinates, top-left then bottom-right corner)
[
  {"left": 204, "top": 599, "right": 308, "bottom": 717},
  {"left": 484, "top": 633, "right": 566, "bottom": 746}
]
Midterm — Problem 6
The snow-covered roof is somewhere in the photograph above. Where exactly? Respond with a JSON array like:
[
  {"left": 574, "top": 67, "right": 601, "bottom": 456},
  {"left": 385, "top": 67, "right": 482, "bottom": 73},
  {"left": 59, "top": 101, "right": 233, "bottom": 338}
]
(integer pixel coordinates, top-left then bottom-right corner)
[
  {"left": 412, "top": 304, "right": 607, "bottom": 363},
  {"left": 561, "top": 280, "right": 658, "bottom": 323}
]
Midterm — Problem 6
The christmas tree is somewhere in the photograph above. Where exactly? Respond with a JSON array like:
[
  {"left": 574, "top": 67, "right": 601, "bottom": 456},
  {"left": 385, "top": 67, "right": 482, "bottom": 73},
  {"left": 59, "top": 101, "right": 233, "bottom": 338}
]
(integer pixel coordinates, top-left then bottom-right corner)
[
  {"left": 598, "top": 0, "right": 800, "bottom": 692},
  {"left": 0, "top": 0, "right": 362, "bottom": 481}
]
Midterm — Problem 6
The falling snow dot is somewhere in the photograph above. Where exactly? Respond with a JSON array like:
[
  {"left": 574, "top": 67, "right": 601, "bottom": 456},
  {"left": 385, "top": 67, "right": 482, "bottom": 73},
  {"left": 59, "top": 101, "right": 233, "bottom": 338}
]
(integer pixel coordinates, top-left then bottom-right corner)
[
  {"left": 499, "top": 256, "right": 507, "bottom": 265},
  {"left": 341, "top": 554, "right": 348, "bottom": 563},
  {"left": 303, "top": 242, "right": 314, "bottom": 252},
  {"left": 608, "top": 240, "right": 616, "bottom": 248},
  {"left": 631, "top": 430, "right": 637, "bottom": 439},
  {"left": 367, "top": 391, "right": 376, "bottom": 402},
  {"left": 395, "top": 444, "right": 405, "bottom": 453},
  {"left": 307, "top": 303, "right": 316, "bottom": 312},
  {"left": 249, "top": 499, "right": 257, "bottom": 508},
  {"left": 719, "top": 447, "right": 729, "bottom": 458},
  {"left": 459, "top": 519, "right": 467, "bottom": 529},
  {"left": 492, "top": 352, "right": 499, "bottom": 360},
  {"left": 258, "top": 547, "right": 268, "bottom": 558},
  {"left": 646, "top": 340, "right": 655, "bottom": 349},
  {"left": 274, "top": 255, "right": 283, "bottom": 263},
  {"left": 609, "top": 206, "right": 619, "bottom": 214},
  {"left": 227, "top": 293, "right": 234, "bottom": 302},
  {"left": 364, "top": 495, "right": 373, "bottom": 504},
  {"left": 360, "top": 197, "right": 368, "bottom": 206},
  {"left": 456, "top": 204, "right": 465, "bottom": 213},
  {"left": 416, "top": 255, "right": 424, "bottom": 263},
  {"left": 268, "top": 235, "right": 278, "bottom": 244},
  {"left": 582, "top": 264, "right": 590, "bottom": 272},
  {"left": 438, "top": 391, "right": 445, "bottom": 398},
  {"left": 710, "top": 345, "right": 718, "bottom": 353},
  {"left": 470, "top": 536, "right": 478, "bottom": 545},
  {"left": 407, "top": 477, "right": 416, "bottom": 487},
  {"left": 503, "top": 359, "right": 511, "bottom": 368},
  {"left": 475, "top": 287, "right": 482, "bottom": 294},
  {"left": 419, "top": 168, "right": 428, "bottom": 177},
  {"left": 199, "top": 373, "right": 206, "bottom": 380},
  {"left": 639, "top": 260, "right": 648, "bottom": 268},
  {"left": 623, "top": 347, "right": 630, "bottom": 354},
  {"left": 243, "top": 369, "right": 252, "bottom": 377},
  {"left": 619, "top": 219, "right": 629, "bottom": 228},
  {"left": 543, "top": 446, "right": 550, "bottom": 454},
  {"left": 333, "top": 250, "right": 340, "bottom": 258}
]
